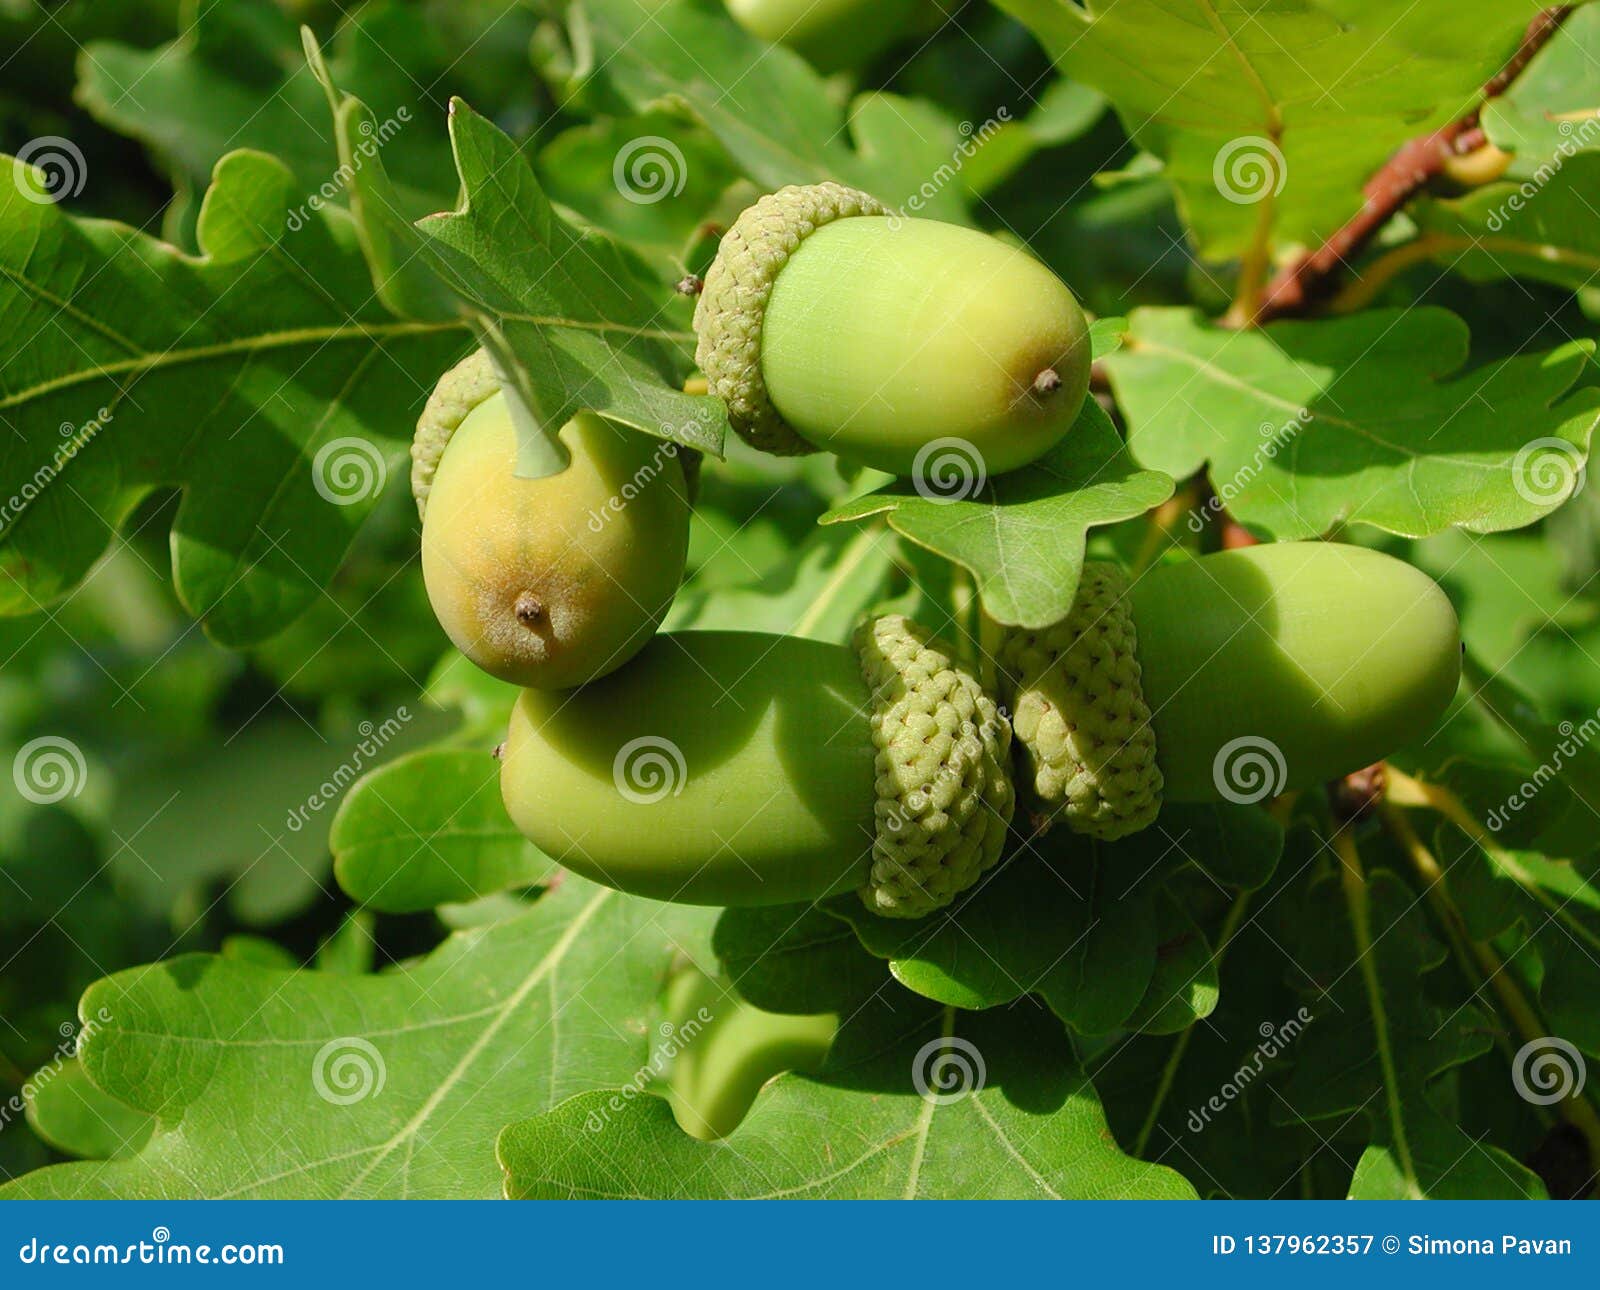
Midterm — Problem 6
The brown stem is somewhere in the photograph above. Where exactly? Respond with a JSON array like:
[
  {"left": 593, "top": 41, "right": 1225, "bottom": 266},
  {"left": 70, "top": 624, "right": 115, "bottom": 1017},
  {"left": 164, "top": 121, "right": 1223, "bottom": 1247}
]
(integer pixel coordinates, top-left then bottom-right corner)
[{"left": 1254, "top": 7, "right": 1572, "bottom": 324}]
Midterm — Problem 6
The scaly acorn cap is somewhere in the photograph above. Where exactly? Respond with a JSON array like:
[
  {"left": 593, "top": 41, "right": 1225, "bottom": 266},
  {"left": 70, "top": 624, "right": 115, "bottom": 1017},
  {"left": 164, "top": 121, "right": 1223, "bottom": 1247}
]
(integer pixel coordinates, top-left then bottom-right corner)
[
  {"left": 694, "top": 182, "right": 887, "bottom": 457},
  {"left": 854, "top": 614, "right": 1015, "bottom": 919},
  {"left": 411, "top": 349, "right": 499, "bottom": 521},
  {"left": 998, "top": 563, "right": 1163, "bottom": 840},
  {"left": 411, "top": 350, "right": 700, "bottom": 520}
]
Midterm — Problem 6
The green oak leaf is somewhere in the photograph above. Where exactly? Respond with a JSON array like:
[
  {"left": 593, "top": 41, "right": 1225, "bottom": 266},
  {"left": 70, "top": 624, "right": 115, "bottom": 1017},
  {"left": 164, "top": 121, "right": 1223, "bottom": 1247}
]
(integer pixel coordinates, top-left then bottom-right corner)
[
  {"left": 79, "top": 0, "right": 457, "bottom": 247},
  {"left": 666, "top": 524, "right": 900, "bottom": 642},
  {"left": 24, "top": 1059, "right": 153, "bottom": 1162},
  {"left": 107, "top": 708, "right": 449, "bottom": 925},
  {"left": 318, "top": 71, "right": 726, "bottom": 473},
  {"left": 1094, "top": 911, "right": 1321, "bottom": 1199},
  {"left": 995, "top": 0, "right": 1545, "bottom": 260},
  {"left": 1277, "top": 867, "right": 1545, "bottom": 1199},
  {"left": 564, "top": 0, "right": 975, "bottom": 222},
  {"left": 332, "top": 745, "right": 556, "bottom": 914},
  {"left": 1483, "top": 6, "right": 1600, "bottom": 169},
  {"left": 537, "top": 113, "right": 744, "bottom": 267},
  {"left": 821, "top": 398, "right": 1172, "bottom": 629},
  {"left": 499, "top": 991, "right": 1196, "bottom": 1199},
  {"left": 1409, "top": 152, "right": 1600, "bottom": 294},
  {"left": 0, "top": 148, "right": 465, "bottom": 644},
  {"left": 1124, "top": 893, "right": 1221, "bottom": 1036},
  {"left": 1416, "top": 759, "right": 1600, "bottom": 1058},
  {"left": 1106, "top": 307, "right": 1600, "bottom": 539},
  {"left": 0, "top": 879, "right": 716, "bottom": 1199},
  {"left": 829, "top": 805, "right": 1279, "bottom": 1030},
  {"left": 1409, "top": 530, "right": 1592, "bottom": 670}
]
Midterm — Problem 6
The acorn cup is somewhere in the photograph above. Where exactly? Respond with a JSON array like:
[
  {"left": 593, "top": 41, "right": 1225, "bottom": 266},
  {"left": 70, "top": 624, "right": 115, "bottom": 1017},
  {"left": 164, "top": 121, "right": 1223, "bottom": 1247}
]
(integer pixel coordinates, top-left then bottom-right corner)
[
  {"left": 414, "top": 351, "right": 692, "bottom": 691},
  {"left": 693, "top": 183, "right": 1091, "bottom": 476}
]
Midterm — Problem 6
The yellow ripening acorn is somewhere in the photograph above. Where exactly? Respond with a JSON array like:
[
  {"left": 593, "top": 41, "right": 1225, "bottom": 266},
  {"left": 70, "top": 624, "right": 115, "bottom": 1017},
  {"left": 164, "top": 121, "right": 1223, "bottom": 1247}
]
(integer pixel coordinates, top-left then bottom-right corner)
[{"left": 413, "top": 352, "right": 692, "bottom": 691}]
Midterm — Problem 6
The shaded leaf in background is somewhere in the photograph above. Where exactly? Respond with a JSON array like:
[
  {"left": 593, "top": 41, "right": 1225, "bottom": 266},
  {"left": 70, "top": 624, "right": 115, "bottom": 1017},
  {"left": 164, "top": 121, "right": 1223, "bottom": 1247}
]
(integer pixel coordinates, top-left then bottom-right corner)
[
  {"left": 1279, "top": 866, "right": 1544, "bottom": 1198},
  {"left": 1094, "top": 912, "right": 1321, "bottom": 1199},
  {"left": 332, "top": 745, "right": 554, "bottom": 914},
  {"left": 666, "top": 524, "right": 900, "bottom": 642},
  {"left": 79, "top": 0, "right": 458, "bottom": 247},
  {"left": 1107, "top": 307, "right": 1600, "bottom": 539},
  {"left": 830, "top": 804, "right": 1279, "bottom": 1031},
  {"left": 0, "top": 148, "right": 465, "bottom": 643},
  {"left": 108, "top": 707, "right": 452, "bottom": 926},
  {"left": 538, "top": 112, "right": 744, "bottom": 271},
  {"left": 565, "top": 0, "right": 974, "bottom": 222},
  {"left": 1, "top": 879, "right": 715, "bottom": 1199},
  {"left": 1409, "top": 153, "right": 1600, "bottom": 296},
  {"left": 24, "top": 1058, "right": 153, "bottom": 1163},
  {"left": 1409, "top": 529, "right": 1591, "bottom": 670}
]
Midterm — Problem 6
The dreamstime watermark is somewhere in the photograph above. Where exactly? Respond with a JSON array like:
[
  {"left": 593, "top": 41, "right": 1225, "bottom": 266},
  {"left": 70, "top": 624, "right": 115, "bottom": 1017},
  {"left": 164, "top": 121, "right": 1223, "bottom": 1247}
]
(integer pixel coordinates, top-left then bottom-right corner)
[
  {"left": 1212, "top": 735, "right": 1287, "bottom": 805},
  {"left": 613, "top": 736, "right": 687, "bottom": 804},
  {"left": 12, "top": 735, "right": 88, "bottom": 805},
  {"left": 585, "top": 436, "right": 691, "bottom": 533},
  {"left": 312, "top": 436, "right": 388, "bottom": 505},
  {"left": 1213, "top": 135, "right": 1287, "bottom": 205},
  {"left": 284, "top": 709, "right": 412, "bottom": 834},
  {"left": 19, "top": 1229, "right": 284, "bottom": 1268},
  {"left": 312, "top": 1037, "right": 386, "bottom": 1105},
  {"left": 1511, "top": 1035, "right": 1586, "bottom": 1106},
  {"left": 1185, "top": 1006, "right": 1314, "bottom": 1132},
  {"left": 286, "top": 107, "right": 411, "bottom": 231},
  {"left": 1511, "top": 436, "right": 1585, "bottom": 507},
  {"left": 1485, "top": 114, "right": 1600, "bottom": 231},
  {"left": 912, "top": 1034, "right": 986, "bottom": 1104},
  {"left": 613, "top": 136, "right": 688, "bottom": 205},
  {"left": 0, "top": 1008, "right": 114, "bottom": 1135},
  {"left": 912, "top": 437, "right": 987, "bottom": 504},
  {"left": 583, "top": 1009, "right": 714, "bottom": 1132},
  {"left": 12, "top": 135, "right": 87, "bottom": 204},
  {"left": 0, "top": 407, "right": 114, "bottom": 540},
  {"left": 1187, "top": 409, "right": 1311, "bottom": 532},
  {"left": 885, "top": 109, "right": 1012, "bottom": 229},
  {"left": 1485, "top": 706, "right": 1600, "bottom": 833}
]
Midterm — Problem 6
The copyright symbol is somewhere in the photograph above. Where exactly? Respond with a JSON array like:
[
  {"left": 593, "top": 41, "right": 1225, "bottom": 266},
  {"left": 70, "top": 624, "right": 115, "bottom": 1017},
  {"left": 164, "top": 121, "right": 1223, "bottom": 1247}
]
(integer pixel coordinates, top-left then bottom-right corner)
[{"left": 1382, "top": 1235, "right": 1400, "bottom": 1254}]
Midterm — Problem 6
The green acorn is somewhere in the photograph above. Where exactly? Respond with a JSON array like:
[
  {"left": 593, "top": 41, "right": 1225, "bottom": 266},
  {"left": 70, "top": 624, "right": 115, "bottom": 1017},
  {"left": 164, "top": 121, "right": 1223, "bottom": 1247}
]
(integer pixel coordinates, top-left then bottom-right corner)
[
  {"left": 999, "top": 543, "right": 1462, "bottom": 836},
  {"left": 694, "top": 183, "right": 1091, "bottom": 476},
  {"left": 414, "top": 352, "right": 691, "bottom": 690},
  {"left": 500, "top": 614, "right": 1015, "bottom": 919}
]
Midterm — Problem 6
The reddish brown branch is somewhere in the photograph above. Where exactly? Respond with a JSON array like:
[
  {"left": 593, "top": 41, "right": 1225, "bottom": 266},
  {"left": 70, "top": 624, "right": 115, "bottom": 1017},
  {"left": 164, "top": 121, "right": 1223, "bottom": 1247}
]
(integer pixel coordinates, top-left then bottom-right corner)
[{"left": 1253, "top": 7, "right": 1572, "bottom": 324}]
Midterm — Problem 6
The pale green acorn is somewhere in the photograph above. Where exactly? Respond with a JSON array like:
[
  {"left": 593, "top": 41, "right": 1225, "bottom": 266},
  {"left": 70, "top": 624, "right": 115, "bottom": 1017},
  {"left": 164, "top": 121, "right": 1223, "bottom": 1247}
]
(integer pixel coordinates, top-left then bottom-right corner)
[
  {"left": 999, "top": 543, "right": 1463, "bottom": 837},
  {"left": 414, "top": 352, "right": 691, "bottom": 691},
  {"left": 694, "top": 183, "right": 1091, "bottom": 477},
  {"left": 501, "top": 614, "right": 1015, "bottom": 920}
]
